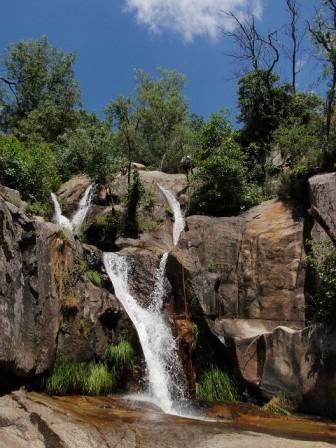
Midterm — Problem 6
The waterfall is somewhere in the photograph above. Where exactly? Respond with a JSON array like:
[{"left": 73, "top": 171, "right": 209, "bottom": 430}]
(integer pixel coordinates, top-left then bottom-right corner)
[
  {"left": 50, "top": 193, "right": 72, "bottom": 231},
  {"left": 103, "top": 186, "right": 188, "bottom": 414},
  {"left": 72, "top": 184, "right": 93, "bottom": 229},
  {"left": 103, "top": 252, "right": 186, "bottom": 414},
  {"left": 51, "top": 184, "right": 93, "bottom": 231},
  {"left": 158, "top": 185, "right": 185, "bottom": 246}
]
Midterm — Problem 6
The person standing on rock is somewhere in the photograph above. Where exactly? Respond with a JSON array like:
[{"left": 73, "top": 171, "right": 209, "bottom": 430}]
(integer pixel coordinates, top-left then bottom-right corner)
[{"left": 181, "top": 155, "right": 193, "bottom": 181}]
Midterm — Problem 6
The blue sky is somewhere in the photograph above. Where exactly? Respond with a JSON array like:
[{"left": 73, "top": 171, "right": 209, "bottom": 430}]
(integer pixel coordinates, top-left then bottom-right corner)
[{"left": 1, "top": 0, "right": 322, "bottom": 122}]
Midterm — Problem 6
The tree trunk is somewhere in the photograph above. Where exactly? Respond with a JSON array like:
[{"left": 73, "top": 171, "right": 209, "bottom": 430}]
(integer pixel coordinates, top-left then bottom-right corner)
[{"left": 308, "top": 205, "right": 336, "bottom": 249}]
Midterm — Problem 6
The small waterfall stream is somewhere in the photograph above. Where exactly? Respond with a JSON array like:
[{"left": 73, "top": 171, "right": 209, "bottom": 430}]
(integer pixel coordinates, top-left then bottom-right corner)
[
  {"left": 51, "top": 184, "right": 93, "bottom": 232},
  {"left": 103, "top": 185, "right": 187, "bottom": 414},
  {"left": 158, "top": 185, "right": 185, "bottom": 246}
]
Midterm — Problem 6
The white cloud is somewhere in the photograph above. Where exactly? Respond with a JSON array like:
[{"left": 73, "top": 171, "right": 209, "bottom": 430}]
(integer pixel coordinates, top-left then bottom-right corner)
[{"left": 124, "top": 0, "right": 263, "bottom": 42}]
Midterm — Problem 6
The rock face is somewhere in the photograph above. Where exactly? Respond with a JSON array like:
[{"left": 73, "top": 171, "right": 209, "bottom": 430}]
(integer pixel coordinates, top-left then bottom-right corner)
[
  {"left": 0, "top": 192, "right": 135, "bottom": 386},
  {"left": 57, "top": 175, "right": 91, "bottom": 215},
  {"left": 167, "top": 199, "right": 307, "bottom": 403},
  {"left": 309, "top": 172, "right": 336, "bottom": 242},
  {"left": 0, "top": 198, "right": 60, "bottom": 379}
]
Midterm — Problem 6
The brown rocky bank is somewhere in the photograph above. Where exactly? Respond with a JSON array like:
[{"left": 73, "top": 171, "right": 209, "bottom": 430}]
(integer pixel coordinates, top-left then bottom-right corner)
[{"left": 0, "top": 390, "right": 335, "bottom": 448}]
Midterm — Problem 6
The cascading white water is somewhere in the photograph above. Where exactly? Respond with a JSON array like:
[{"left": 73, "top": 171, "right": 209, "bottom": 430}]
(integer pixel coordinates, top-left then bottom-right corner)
[
  {"left": 50, "top": 193, "right": 72, "bottom": 231},
  {"left": 158, "top": 185, "right": 185, "bottom": 246},
  {"left": 51, "top": 184, "right": 93, "bottom": 232},
  {"left": 103, "top": 186, "right": 188, "bottom": 414},
  {"left": 72, "top": 184, "right": 93, "bottom": 228},
  {"left": 103, "top": 252, "right": 186, "bottom": 414}
]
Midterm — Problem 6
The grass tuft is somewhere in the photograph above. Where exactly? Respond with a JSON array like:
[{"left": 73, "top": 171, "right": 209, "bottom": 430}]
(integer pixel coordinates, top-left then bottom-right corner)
[
  {"left": 104, "top": 341, "right": 135, "bottom": 373},
  {"left": 46, "top": 354, "right": 87, "bottom": 395},
  {"left": 196, "top": 369, "right": 238, "bottom": 402},
  {"left": 46, "top": 355, "right": 114, "bottom": 396},
  {"left": 87, "top": 270, "right": 103, "bottom": 287},
  {"left": 262, "top": 394, "right": 292, "bottom": 416},
  {"left": 84, "top": 363, "right": 114, "bottom": 395}
]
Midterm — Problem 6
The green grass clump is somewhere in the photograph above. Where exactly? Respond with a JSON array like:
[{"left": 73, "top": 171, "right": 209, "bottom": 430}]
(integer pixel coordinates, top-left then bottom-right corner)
[
  {"left": 104, "top": 341, "right": 135, "bottom": 373},
  {"left": 262, "top": 394, "right": 292, "bottom": 416},
  {"left": 84, "top": 363, "right": 114, "bottom": 395},
  {"left": 196, "top": 369, "right": 238, "bottom": 402},
  {"left": 87, "top": 270, "right": 103, "bottom": 287},
  {"left": 46, "top": 354, "right": 87, "bottom": 395},
  {"left": 46, "top": 355, "right": 114, "bottom": 396}
]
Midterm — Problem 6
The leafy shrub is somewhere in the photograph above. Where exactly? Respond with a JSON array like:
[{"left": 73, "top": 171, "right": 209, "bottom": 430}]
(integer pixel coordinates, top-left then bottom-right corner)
[
  {"left": 307, "top": 239, "right": 336, "bottom": 326},
  {"left": 104, "top": 341, "right": 135, "bottom": 374},
  {"left": 189, "top": 139, "right": 262, "bottom": 216},
  {"left": 0, "top": 136, "right": 60, "bottom": 202},
  {"left": 87, "top": 270, "right": 103, "bottom": 288},
  {"left": 141, "top": 186, "right": 157, "bottom": 211},
  {"left": 196, "top": 369, "right": 238, "bottom": 402},
  {"left": 27, "top": 200, "right": 51, "bottom": 218}
]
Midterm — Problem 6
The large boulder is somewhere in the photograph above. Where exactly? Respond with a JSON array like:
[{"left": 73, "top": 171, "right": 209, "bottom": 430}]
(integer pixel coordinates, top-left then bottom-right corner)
[
  {"left": 309, "top": 172, "right": 336, "bottom": 242},
  {"left": 167, "top": 199, "right": 307, "bottom": 403},
  {"left": 0, "top": 197, "right": 61, "bottom": 379},
  {"left": 57, "top": 175, "right": 91, "bottom": 215},
  {"left": 0, "top": 192, "right": 136, "bottom": 387}
]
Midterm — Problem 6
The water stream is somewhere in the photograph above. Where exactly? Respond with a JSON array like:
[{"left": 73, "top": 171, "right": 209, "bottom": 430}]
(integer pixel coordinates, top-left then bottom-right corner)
[
  {"left": 157, "top": 185, "right": 185, "bottom": 246},
  {"left": 51, "top": 184, "right": 93, "bottom": 232},
  {"left": 103, "top": 185, "right": 187, "bottom": 414}
]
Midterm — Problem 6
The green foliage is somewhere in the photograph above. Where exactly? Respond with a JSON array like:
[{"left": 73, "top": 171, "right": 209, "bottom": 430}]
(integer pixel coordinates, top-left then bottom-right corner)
[
  {"left": 238, "top": 70, "right": 291, "bottom": 149},
  {"left": 46, "top": 355, "right": 87, "bottom": 395},
  {"left": 141, "top": 186, "right": 157, "bottom": 211},
  {"left": 106, "top": 68, "right": 189, "bottom": 172},
  {"left": 27, "top": 201, "right": 51, "bottom": 218},
  {"left": 307, "top": 239, "right": 336, "bottom": 326},
  {"left": 1, "top": 36, "right": 80, "bottom": 141},
  {"left": 189, "top": 138, "right": 262, "bottom": 216},
  {"left": 262, "top": 394, "right": 292, "bottom": 416},
  {"left": 104, "top": 341, "right": 135, "bottom": 374},
  {"left": 85, "top": 363, "right": 114, "bottom": 396},
  {"left": 56, "top": 122, "right": 122, "bottom": 183},
  {"left": 87, "top": 270, "right": 103, "bottom": 288},
  {"left": 272, "top": 123, "right": 321, "bottom": 168},
  {"left": 0, "top": 136, "right": 60, "bottom": 201},
  {"left": 196, "top": 369, "right": 238, "bottom": 402},
  {"left": 197, "top": 110, "right": 232, "bottom": 159},
  {"left": 123, "top": 169, "right": 143, "bottom": 237},
  {"left": 46, "top": 355, "right": 113, "bottom": 395}
]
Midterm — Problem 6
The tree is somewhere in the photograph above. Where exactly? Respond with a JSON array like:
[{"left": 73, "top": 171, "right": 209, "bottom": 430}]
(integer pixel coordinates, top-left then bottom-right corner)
[
  {"left": 189, "top": 137, "right": 261, "bottom": 216},
  {"left": 196, "top": 110, "right": 232, "bottom": 159},
  {"left": 135, "top": 68, "right": 188, "bottom": 172},
  {"left": 56, "top": 121, "right": 121, "bottom": 184},
  {"left": 309, "top": 0, "right": 336, "bottom": 137},
  {"left": 0, "top": 136, "right": 60, "bottom": 202},
  {"left": 0, "top": 36, "right": 80, "bottom": 141},
  {"left": 105, "top": 96, "right": 141, "bottom": 185},
  {"left": 223, "top": 11, "right": 280, "bottom": 77},
  {"left": 285, "top": 0, "right": 303, "bottom": 94},
  {"left": 238, "top": 70, "right": 291, "bottom": 147}
]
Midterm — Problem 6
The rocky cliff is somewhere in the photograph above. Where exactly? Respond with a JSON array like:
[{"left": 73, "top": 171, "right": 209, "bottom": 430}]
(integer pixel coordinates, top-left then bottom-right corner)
[
  {"left": 1, "top": 170, "right": 336, "bottom": 417},
  {"left": 0, "top": 190, "right": 136, "bottom": 388}
]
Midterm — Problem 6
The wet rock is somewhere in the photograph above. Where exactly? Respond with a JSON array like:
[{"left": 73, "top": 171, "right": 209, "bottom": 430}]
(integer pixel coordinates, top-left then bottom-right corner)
[{"left": 57, "top": 175, "right": 91, "bottom": 215}]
